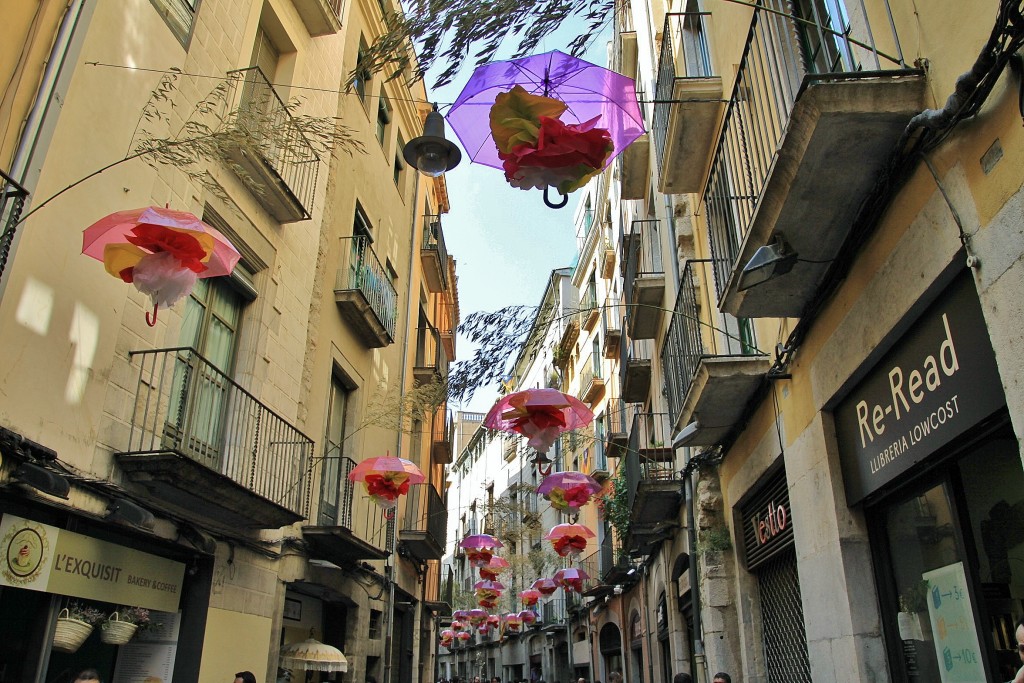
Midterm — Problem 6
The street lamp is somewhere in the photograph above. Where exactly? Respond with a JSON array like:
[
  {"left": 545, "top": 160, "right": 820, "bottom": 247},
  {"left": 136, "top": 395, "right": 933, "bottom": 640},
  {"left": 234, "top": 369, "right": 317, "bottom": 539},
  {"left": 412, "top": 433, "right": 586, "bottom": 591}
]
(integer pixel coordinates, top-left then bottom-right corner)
[{"left": 403, "top": 104, "right": 462, "bottom": 177}]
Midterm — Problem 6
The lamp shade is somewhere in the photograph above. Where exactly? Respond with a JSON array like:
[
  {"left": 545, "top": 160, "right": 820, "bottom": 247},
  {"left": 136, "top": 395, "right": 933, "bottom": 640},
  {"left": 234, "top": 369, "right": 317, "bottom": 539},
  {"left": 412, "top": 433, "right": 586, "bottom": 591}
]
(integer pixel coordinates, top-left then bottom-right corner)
[{"left": 280, "top": 638, "right": 348, "bottom": 672}]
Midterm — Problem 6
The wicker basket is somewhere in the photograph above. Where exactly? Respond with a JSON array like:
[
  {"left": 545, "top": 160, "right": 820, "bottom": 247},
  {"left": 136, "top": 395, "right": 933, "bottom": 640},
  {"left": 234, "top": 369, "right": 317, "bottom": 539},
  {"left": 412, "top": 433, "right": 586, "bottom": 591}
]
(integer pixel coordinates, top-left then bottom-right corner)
[
  {"left": 53, "top": 609, "right": 94, "bottom": 653},
  {"left": 100, "top": 612, "right": 139, "bottom": 645}
]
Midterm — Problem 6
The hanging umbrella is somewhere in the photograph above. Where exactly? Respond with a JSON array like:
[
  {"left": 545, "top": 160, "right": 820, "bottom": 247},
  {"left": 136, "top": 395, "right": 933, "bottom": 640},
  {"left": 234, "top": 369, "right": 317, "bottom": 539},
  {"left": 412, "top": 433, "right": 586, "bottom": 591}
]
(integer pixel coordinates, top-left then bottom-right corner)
[
  {"left": 280, "top": 637, "right": 348, "bottom": 673},
  {"left": 456, "top": 631, "right": 472, "bottom": 642},
  {"left": 480, "top": 555, "right": 511, "bottom": 580},
  {"left": 532, "top": 578, "right": 559, "bottom": 596},
  {"left": 503, "top": 612, "right": 523, "bottom": 633},
  {"left": 450, "top": 619, "right": 467, "bottom": 632},
  {"left": 484, "top": 388, "right": 593, "bottom": 457},
  {"left": 447, "top": 50, "right": 645, "bottom": 207},
  {"left": 537, "top": 471, "right": 603, "bottom": 512},
  {"left": 554, "top": 567, "right": 590, "bottom": 593},
  {"left": 348, "top": 455, "right": 424, "bottom": 512},
  {"left": 82, "top": 206, "right": 241, "bottom": 326},
  {"left": 518, "top": 589, "right": 541, "bottom": 606},
  {"left": 545, "top": 522, "right": 596, "bottom": 557},
  {"left": 473, "top": 579, "right": 506, "bottom": 591},
  {"left": 468, "top": 608, "right": 489, "bottom": 626},
  {"left": 519, "top": 609, "right": 537, "bottom": 625},
  {"left": 452, "top": 609, "right": 471, "bottom": 621},
  {"left": 460, "top": 534, "right": 503, "bottom": 567}
]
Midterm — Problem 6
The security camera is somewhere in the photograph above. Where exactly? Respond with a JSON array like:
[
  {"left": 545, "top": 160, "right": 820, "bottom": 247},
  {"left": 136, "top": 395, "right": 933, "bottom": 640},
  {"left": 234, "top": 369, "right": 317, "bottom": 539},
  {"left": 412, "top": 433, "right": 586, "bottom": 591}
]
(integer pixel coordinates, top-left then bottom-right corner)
[{"left": 671, "top": 420, "right": 700, "bottom": 449}]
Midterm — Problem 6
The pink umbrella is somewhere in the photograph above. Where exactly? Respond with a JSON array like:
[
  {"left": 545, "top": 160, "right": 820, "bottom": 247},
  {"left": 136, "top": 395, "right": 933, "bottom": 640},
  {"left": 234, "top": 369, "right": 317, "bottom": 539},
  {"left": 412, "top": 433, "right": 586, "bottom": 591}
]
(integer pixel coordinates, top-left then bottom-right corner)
[
  {"left": 519, "top": 609, "right": 537, "bottom": 625},
  {"left": 456, "top": 631, "right": 471, "bottom": 642},
  {"left": 452, "top": 609, "right": 470, "bottom": 621},
  {"left": 518, "top": 589, "right": 541, "bottom": 606},
  {"left": 484, "top": 388, "right": 594, "bottom": 455},
  {"left": 554, "top": 567, "right": 590, "bottom": 593},
  {"left": 503, "top": 612, "right": 523, "bottom": 631},
  {"left": 532, "top": 578, "right": 559, "bottom": 596},
  {"left": 473, "top": 579, "right": 506, "bottom": 591},
  {"left": 537, "top": 471, "right": 602, "bottom": 512},
  {"left": 487, "top": 614, "right": 501, "bottom": 627},
  {"left": 468, "top": 609, "right": 489, "bottom": 625},
  {"left": 460, "top": 534, "right": 503, "bottom": 567},
  {"left": 545, "top": 522, "right": 596, "bottom": 558},
  {"left": 82, "top": 206, "right": 240, "bottom": 326},
  {"left": 480, "top": 555, "right": 511, "bottom": 580},
  {"left": 348, "top": 455, "right": 425, "bottom": 512},
  {"left": 450, "top": 620, "right": 466, "bottom": 632}
]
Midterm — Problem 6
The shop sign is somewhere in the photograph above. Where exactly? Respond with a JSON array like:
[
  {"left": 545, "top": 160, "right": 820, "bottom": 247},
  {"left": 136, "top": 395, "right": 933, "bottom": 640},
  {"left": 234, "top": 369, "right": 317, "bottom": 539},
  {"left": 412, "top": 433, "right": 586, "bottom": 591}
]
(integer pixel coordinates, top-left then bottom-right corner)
[
  {"left": 834, "top": 273, "right": 1004, "bottom": 505},
  {"left": 738, "top": 467, "right": 792, "bottom": 571},
  {"left": 922, "top": 562, "right": 985, "bottom": 683},
  {"left": 0, "top": 514, "right": 184, "bottom": 612}
]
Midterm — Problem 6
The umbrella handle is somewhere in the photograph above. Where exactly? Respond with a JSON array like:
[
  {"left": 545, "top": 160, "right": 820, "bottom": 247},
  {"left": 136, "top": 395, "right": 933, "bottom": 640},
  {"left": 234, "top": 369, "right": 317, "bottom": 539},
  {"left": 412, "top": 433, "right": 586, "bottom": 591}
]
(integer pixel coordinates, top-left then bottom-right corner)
[
  {"left": 537, "top": 460, "right": 553, "bottom": 476},
  {"left": 543, "top": 187, "right": 568, "bottom": 209},
  {"left": 146, "top": 303, "right": 159, "bottom": 327}
]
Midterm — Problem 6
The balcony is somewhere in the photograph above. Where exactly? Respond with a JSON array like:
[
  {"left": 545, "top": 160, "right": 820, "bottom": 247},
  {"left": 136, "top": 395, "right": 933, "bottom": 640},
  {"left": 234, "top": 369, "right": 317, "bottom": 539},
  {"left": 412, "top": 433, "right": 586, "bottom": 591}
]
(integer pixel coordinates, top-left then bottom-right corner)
[
  {"left": 579, "top": 550, "right": 610, "bottom": 598},
  {"left": 600, "top": 228, "right": 616, "bottom": 279},
  {"left": 224, "top": 67, "right": 318, "bottom": 222},
  {"left": 623, "top": 219, "right": 665, "bottom": 340},
  {"left": 704, "top": 5, "right": 923, "bottom": 318},
  {"left": 653, "top": 12, "right": 724, "bottom": 194},
  {"left": 662, "top": 260, "right": 769, "bottom": 446},
  {"left": 580, "top": 283, "right": 599, "bottom": 331},
  {"left": 620, "top": 338, "right": 653, "bottom": 403},
  {"left": 620, "top": 133, "right": 650, "bottom": 200},
  {"left": 399, "top": 483, "right": 448, "bottom": 561},
  {"left": 589, "top": 434, "right": 610, "bottom": 481},
  {"left": 557, "top": 312, "right": 580, "bottom": 366},
  {"left": 117, "top": 347, "right": 312, "bottom": 530},
  {"left": 624, "top": 412, "right": 681, "bottom": 554},
  {"left": 602, "top": 295, "right": 623, "bottom": 359},
  {"left": 292, "top": 0, "right": 343, "bottom": 36},
  {"left": 0, "top": 170, "right": 28, "bottom": 281},
  {"left": 414, "top": 323, "right": 447, "bottom": 385},
  {"left": 430, "top": 407, "right": 453, "bottom": 465},
  {"left": 599, "top": 532, "right": 631, "bottom": 583},
  {"left": 605, "top": 399, "right": 632, "bottom": 459},
  {"left": 335, "top": 235, "right": 398, "bottom": 347},
  {"left": 436, "top": 293, "right": 458, "bottom": 362},
  {"left": 421, "top": 215, "right": 450, "bottom": 292},
  {"left": 304, "top": 456, "right": 390, "bottom": 567},
  {"left": 541, "top": 597, "right": 567, "bottom": 628},
  {"left": 579, "top": 352, "right": 605, "bottom": 405}
]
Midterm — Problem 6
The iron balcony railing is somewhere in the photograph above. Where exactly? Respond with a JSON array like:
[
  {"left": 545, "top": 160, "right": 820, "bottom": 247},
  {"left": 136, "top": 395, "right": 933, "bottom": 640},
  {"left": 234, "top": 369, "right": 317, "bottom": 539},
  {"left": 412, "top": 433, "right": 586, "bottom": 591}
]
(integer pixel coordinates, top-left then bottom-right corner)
[
  {"left": 619, "top": 336, "right": 654, "bottom": 393},
  {"left": 423, "top": 214, "right": 449, "bottom": 288},
  {"left": 703, "top": 1, "right": 907, "bottom": 294},
  {"left": 623, "top": 219, "right": 664, "bottom": 325},
  {"left": 599, "top": 531, "right": 626, "bottom": 580},
  {"left": 602, "top": 295, "right": 622, "bottom": 337},
  {"left": 0, "top": 169, "right": 29, "bottom": 283},
  {"left": 581, "top": 282, "right": 598, "bottom": 317},
  {"left": 403, "top": 483, "right": 447, "bottom": 546},
  {"left": 430, "top": 406, "right": 452, "bottom": 450},
  {"left": 337, "top": 235, "right": 398, "bottom": 340},
  {"left": 624, "top": 412, "right": 679, "bottom": 509},
  {"left": 226, "top": 66, "right": 319, "bottom": 218},
  {"left": 316, "top": 456, "right": 388, "bottom": 547},
  {"left": 653, "top": 11, "right": 714, "bottom": 177},
  {"left": 541, "top": 596, "right": 567, "bottom": 625},
  {"left": 662, "top": 260, "right": 765, "bottom": 423},
  {"left": 124, "top": 347, "right": 313, "bottom": 515},
  {"left": 579, "top": 550, "right": 601, "bottom": 594},
  {"left": 605, "top": 398, "right": 631, "bottom": 437},
  {"left": 580, "top": 351, "right": 602, "bottom": 391},
  {"left": 416, "top": 323, "right": 448, "bottom": 378}
]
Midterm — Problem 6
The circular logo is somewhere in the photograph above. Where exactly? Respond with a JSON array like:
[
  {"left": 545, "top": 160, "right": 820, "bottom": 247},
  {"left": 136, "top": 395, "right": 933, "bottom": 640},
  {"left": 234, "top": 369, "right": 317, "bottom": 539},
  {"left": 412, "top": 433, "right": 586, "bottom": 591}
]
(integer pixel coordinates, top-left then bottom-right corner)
[{"left": 2, "top": 523, "right": 47, "bottom": 584}]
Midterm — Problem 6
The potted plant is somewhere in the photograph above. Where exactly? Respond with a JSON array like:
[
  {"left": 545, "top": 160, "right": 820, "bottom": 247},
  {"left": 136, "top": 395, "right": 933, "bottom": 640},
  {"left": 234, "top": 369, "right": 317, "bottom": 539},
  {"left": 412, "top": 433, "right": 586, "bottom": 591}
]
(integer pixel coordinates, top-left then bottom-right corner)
[
  {"left": 53, "top": 602, "right": 105, "bottom": 653},
  {"left": 101, "top": 605, "right": 151, "bottom": 645},
  {"left": 897, "top": 580, "right": 931, "bottom": 641}
]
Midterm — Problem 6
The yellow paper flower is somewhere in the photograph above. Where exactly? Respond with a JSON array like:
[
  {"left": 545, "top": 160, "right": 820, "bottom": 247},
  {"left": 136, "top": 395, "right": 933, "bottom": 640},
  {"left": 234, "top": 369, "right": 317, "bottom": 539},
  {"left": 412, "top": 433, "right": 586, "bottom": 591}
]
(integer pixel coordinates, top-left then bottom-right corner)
[{"left": 489, "top": 86, "right": 567, "bottom": 154}]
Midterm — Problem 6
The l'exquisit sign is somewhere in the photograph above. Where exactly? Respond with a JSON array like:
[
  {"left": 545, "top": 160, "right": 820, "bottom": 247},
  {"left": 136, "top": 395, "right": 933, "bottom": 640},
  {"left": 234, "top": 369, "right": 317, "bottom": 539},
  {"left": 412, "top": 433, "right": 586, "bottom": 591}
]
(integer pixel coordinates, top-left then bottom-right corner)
[{"left": 834, "top": 272, "right": 1005, "bottom": 505}]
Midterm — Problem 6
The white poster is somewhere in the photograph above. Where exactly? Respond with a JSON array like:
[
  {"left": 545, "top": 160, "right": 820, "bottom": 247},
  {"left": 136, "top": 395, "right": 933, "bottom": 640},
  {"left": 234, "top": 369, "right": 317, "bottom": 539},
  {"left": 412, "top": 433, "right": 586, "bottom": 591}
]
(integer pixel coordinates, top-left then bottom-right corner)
[
  {"left": 922, "top": 562, "right": 986, "bottom": 683},
  {"left": 112, "top": 610, "right": 181, "bottom": 683}
]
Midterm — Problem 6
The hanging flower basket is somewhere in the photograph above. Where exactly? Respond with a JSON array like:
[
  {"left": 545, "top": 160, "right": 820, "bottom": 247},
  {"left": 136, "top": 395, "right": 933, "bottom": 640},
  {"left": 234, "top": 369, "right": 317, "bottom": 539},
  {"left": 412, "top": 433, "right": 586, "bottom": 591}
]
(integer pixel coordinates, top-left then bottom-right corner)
[
  {"left": 100, "top": 612, "right": 139, "bottom": 645},
  {"left": 53, "top": 609, "right": 95, "bottom": 653}
]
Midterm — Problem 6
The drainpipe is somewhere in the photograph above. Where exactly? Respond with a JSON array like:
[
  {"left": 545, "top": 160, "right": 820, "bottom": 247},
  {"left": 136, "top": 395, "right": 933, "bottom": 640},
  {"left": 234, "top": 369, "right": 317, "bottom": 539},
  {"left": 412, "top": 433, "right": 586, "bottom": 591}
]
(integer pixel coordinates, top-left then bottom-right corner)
[
  {"left": 641, "top": 562, "right": 655, "bottom": 683},
  {"left": 683, "top": 447, "right": 707, "bottom": 683},
  {"left": 384, "top": 161, "right": 424, "bottom": 683}
]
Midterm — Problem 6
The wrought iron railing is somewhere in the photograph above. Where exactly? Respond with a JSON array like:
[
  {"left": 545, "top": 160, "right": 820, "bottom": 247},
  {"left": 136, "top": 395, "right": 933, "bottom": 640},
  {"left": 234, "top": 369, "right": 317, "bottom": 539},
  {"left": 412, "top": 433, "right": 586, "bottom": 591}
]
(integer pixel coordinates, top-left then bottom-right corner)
[
  {"left": 579, "top": 550, "right": 601, "bottom": 593},
  {"left": 541, "top": 596, "right": 567, "bottom": 625},
  {"left": 581, "top": 282, "right": 598, "bottom": 317},
  {"left": 337, "top": 235, "right": 398, "bottom": 340},
  {"left": 653, "top": 12, "right": 714, "bottom": 177},
  {"left": 599, "top": 531, "right": 626, "bottom": 580},
  {"left": 602, "top": 295, "right": 622, "bottom": 337},
  {"left": 226, "top": 67, "right": 319, "bottom": 218},
  {"left": 416, "top": 323, "right": 448, "bottom": 378},
  {"left": 605, "top": 398, "right": 629, "bottom": 437},
  {"left": 430, "top": 406, "right": 452, "bottom": 450},
  {"left": 624, "top": 411, "right": 679, "bottom": 509},
  {"left": 703, "top": 2, "right": 907, "bottom": 294},
  {"left": 619, "top": 336, "right": 654, "bottom": 393},
  {"left": 623, "top": 219, "right": 664, "bottom": 325},
  {"left": 0, "top": 169, "right": 29, "bottom": 284},
  {"left": 580, "top": 351, "right": 603, "bottom": 394},
  {"left": 403, "top": 483, "right": 447, "bottom": 547},
  {"left": 316, "top": 455, "right": 389, "bottom": 547},
  {"left": 662, "top": 259, "right": 764, "bottom": 423},
  {"left": 423, "top": 214, "right": 449, "bottom": 288},
  {"left": 123, "top": 347, "right": 313, "bottom": 516}
]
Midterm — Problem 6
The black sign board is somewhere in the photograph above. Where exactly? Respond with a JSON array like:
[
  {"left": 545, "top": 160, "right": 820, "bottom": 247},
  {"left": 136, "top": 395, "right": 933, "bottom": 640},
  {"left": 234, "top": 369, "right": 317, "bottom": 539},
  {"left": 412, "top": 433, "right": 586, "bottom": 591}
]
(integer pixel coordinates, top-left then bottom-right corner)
[
  {"left": 739, "top": 467, "right": 792, "bottom": 571},
  {"left": 834, "top": 272, "right": 1005, "bottom": 504}
]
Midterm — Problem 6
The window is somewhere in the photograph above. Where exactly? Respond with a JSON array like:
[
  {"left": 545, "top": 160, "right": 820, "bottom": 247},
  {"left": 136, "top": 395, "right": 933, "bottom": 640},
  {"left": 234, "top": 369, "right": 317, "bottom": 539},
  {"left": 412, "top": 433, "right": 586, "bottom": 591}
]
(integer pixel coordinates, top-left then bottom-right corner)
[
  {"left": 376, "top": 95, "right": 392, "bottom": 147},
  {"left": 319, "top": 374, "right": 351, "bottom": 526},
  {"left": 369, "top": 610, "right": 383, "bottom": 639},
  {"left": 149, "top": 0, "right": 198, "bottom": 45},
  {"left": 354, "top": 39, "right": 370, "bottom": 101},
  {"left": 394, "top": 134, "right": 406, "bottom": 187}
]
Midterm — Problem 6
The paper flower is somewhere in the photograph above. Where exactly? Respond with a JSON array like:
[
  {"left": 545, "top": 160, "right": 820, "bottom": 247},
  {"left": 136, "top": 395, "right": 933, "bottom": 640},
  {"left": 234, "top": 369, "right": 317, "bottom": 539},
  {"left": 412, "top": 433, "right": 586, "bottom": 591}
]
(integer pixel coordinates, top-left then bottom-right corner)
[
  {"left": 518, "top": 589, "right": 541, "bottom": 607},
  {"left": 519, "top": 610, "right": 537, "bottom": 625},
  {"left": 363, "top": 472, "right": 411, "bottom": 509},
  {"left": 552, "top": 535, "right": 589, "bottom": 558}
]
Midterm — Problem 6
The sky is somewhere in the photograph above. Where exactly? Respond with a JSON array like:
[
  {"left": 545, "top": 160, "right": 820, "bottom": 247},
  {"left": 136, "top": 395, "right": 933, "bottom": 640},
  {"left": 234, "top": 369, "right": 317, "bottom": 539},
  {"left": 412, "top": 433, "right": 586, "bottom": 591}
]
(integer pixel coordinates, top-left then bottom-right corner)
[{"left": 423, "top": 19, "right": 613, "bottom": 414}]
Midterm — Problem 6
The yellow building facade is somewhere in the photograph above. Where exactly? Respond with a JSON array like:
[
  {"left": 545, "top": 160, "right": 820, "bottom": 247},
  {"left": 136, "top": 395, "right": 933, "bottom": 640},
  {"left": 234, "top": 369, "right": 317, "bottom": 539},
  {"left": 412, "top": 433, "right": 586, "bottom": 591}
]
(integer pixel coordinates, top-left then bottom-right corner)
[{"left": 0, "top": 1, "right": 455, "bottom": 682}]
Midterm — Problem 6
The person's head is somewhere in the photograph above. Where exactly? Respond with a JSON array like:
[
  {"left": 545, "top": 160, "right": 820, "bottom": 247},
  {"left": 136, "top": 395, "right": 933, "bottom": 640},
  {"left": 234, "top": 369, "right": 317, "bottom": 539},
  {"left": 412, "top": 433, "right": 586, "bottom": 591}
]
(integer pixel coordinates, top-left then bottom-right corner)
[
  {"left": 491, "top": 677, "right": 500, "bottom": 683},
  {"left": 712, "top": 674, "right": 731, "bottom": 683},
  {"left": 608, "top": 672, "right": 621, "bottom": 683},
  {"left": 672, "top": 675, "right": 693, "bottom": 683},
  {"left": 75, "top": 670, "right": 101, "bottom": 683},
  {"left": 1016, "top": 616, "right": 1024, "bottom": 664},
  {"left": 235, "top": 672, "right": 257, "bottom": 683}
]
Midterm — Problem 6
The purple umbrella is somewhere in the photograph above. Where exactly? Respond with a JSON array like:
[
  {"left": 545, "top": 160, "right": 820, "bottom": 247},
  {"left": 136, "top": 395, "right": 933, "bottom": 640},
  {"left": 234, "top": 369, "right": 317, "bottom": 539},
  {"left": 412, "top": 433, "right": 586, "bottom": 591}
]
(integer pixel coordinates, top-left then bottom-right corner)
[{"left": 446, "top": 50, "right": 645, "bottom": 206}]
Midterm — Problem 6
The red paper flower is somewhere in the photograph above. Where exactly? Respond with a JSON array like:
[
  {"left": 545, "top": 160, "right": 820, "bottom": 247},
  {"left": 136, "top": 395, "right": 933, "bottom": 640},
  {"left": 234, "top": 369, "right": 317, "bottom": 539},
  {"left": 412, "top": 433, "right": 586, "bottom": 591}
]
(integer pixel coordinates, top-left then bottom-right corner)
[
  {"left": 466, "top": 549, "right": 494, "bottom": 567},
  {"left": 125, "top": 224, "right": 210, "bottom": 273},
  {"left": 480, "top": 568, "right": 499, "bottom": 581},
  {"left": 562, "top": 484, "right": 593, "bottom": 509},
  {"left": 499, "top": 116, "right": 613, "bottom": 194},
  {"left": 552, "top": 535, "right": 588, "bottom": 557},
  {"left": 364, "top": 473, "right": 410, "bottom": 501},
  {"left": 562, "top": 578, "right": 583, "bottom": 593}
]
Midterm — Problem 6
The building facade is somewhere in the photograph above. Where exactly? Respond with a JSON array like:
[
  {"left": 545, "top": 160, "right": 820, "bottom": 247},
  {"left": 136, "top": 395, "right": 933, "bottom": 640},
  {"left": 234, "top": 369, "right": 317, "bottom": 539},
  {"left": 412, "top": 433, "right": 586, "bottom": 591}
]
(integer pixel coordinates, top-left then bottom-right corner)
[{"left": 0, "top": 1, "right": 456, "bottom": 682}]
